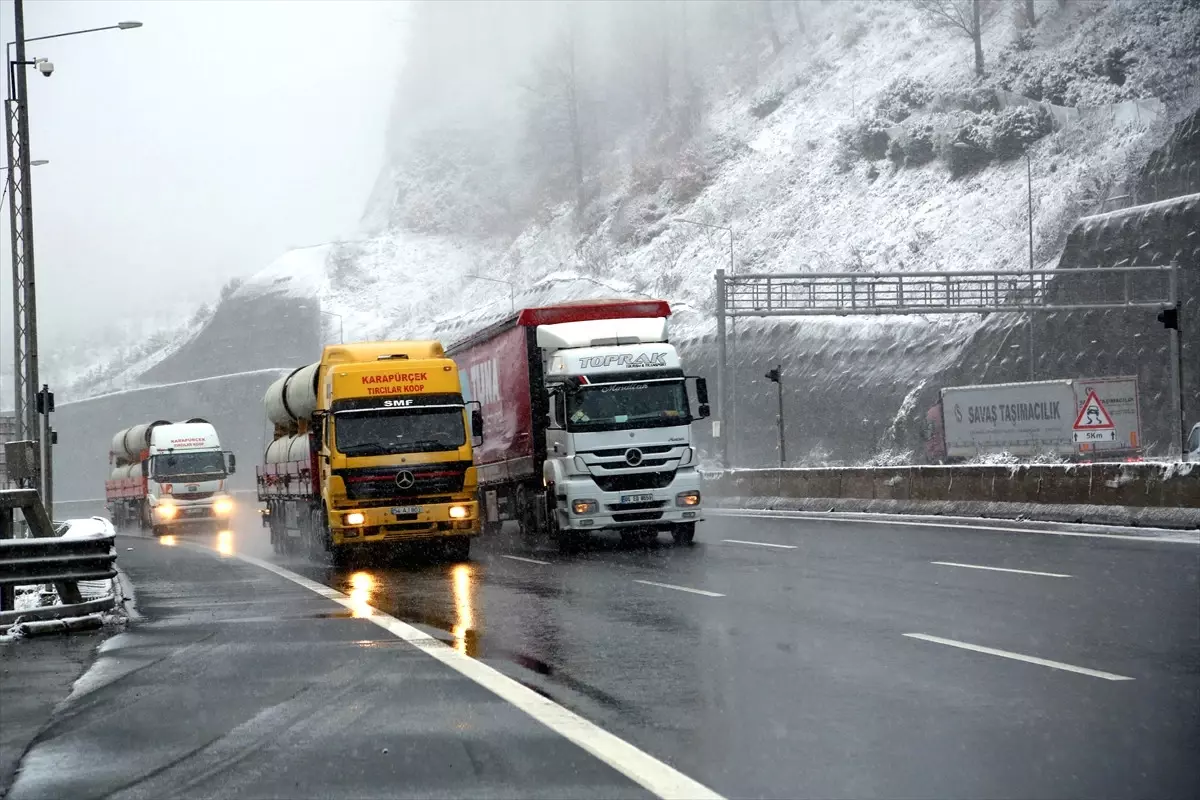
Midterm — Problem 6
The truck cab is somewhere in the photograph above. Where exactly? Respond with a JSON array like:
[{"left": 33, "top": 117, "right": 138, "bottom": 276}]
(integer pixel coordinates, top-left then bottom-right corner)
[
  {"left": 538, "top": 315, "right": 708, "bottom": 546},
  {"left": 1186, "top": 422, "right": 1200, "bottom": 463},
  {"left": 144, "top": 421, "right": 236, "bottom": 532},
  {"left": 318, "top": 352, "right": 482, "bottom": 556}
]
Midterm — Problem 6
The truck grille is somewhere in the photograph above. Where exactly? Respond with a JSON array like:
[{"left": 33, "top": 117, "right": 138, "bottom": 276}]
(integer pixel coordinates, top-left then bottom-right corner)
[
  {"left": 337, "top": 462, "right": 470, "bottom": 502},
  {"left": 586, "top": 444, "right": 676, "bottom": 458},
  {"left": 612, "top": 511, "right": 665, "bottom": 522},
  {"left": 171, "top": 491, "right": 214, "bottom": 501},
  {"left": 593, "top": 471, "right": 676, "bottom": 493}
]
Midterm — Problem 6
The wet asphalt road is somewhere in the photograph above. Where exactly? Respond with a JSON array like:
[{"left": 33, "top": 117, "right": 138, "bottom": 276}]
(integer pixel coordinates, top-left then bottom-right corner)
[{"left": 24, "top": 503, "right": 1200, "bottom": 799}]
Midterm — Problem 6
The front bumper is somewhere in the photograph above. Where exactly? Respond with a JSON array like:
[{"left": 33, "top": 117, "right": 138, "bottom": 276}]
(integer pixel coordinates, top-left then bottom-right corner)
[
  {"left": 556, "top": 472, "right": 703, "bottom": 531},
  {"left": 153, "top": 496, "right": 236, "bottom": 527},
  {"left": 331, "top": 499, "right": 480, "bottom": 545}
]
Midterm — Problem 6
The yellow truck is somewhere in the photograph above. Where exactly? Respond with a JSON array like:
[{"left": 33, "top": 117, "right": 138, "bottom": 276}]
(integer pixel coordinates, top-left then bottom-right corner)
[{"left": 257, "top": 341, "right": 484, "bottom": 562}]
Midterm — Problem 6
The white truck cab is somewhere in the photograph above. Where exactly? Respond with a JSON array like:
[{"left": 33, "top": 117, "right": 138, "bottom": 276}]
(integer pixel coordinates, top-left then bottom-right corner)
[
  {"left": 145, "top": 421, "right": 237, "bottom": 531},
  {"left": 539, "top": 316, "right": 709, "bottom": 545},
  {"left": 1186, "top": 422, "right": 1200, "bottom": 463}
]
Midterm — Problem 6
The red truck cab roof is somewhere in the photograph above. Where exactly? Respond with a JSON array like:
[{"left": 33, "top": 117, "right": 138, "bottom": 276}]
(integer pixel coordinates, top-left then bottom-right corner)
[{"left": 516, "top": 299, "right": 671, "bottom": 327}]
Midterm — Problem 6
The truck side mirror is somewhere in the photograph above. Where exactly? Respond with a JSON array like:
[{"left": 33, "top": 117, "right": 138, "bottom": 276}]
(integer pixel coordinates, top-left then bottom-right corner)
[
  {"left": 698, "top": 403, "right": 711, "bottom": 419},
  {"left": 471, "top": 407, "right": 484, "bottom": 442},
  {"left": 141, "top": 460, "right": 149, "bottom": 477},
  {"left": 226, "top": 452, "right": 237, "bottom": 475},
  {"left": 695, "top": 377, "right": 709, "bottom": 405}
]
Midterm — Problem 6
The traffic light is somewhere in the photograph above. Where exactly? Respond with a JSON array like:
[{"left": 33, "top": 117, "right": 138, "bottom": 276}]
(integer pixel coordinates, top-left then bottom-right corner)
[
  {"left": 1157, "top": 308, "right": 1178, "bottom": 330},
  {"left": 35, "top": 386, "right": 54, "bottom": 414},
  {"left": 765, "top": 367, "right": 781, "bottom": 383}
]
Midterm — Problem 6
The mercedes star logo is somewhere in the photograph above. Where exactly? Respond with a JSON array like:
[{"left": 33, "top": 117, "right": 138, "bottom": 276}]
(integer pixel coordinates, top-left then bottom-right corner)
[
  {"left": 395, "top": 471, "right": 416, "bottom": 489},
  {"left": 624, "top": 448, "right": 643, "bottom": 467}
]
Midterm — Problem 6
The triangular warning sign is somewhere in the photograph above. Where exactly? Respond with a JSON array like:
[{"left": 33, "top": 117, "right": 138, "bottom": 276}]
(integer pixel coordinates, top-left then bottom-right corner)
[{"left": 1073, "top": 390, "right": 1115, "bottom": 430}]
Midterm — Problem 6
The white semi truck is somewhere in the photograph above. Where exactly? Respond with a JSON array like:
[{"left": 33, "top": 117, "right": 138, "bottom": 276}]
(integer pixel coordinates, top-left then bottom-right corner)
[
  {"left": 106, "top": 418, "right": 237, "bottom": 535},
  {"left": 447, "top": 299, "right": 709, "bottom": 551}
]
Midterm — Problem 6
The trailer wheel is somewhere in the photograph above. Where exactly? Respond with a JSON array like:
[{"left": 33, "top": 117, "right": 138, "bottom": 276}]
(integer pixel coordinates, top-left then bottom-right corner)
[
  {"left": 671, "top": 523, "right": 696, "bottom": 546},
  {"left": 515, "top": 483, "right": 539, "bottom": 540}
]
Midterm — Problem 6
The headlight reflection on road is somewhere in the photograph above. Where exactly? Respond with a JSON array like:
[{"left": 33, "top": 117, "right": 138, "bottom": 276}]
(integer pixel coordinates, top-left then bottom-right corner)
[
  {"left": 451, "top": 563, "right": 476, "bottom": 656},
  {"left": 159, "top": 535, "right": 177, "bottom": 547},
  {"left": 348, "top": 571, "right": 376, "bottom": 618},
  {"left": 216, "top": 530, "right": 234, "bottom": 557}
]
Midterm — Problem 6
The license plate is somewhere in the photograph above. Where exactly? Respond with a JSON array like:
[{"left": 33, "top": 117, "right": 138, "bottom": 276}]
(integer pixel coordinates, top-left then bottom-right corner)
[
  {"left": 620, "top": 493, "right": 655, "bottom": 504},
  {"left": 391, "top": 506, "right": 422, "bottom": 516},
  {"left": 185, "top": 507, "right": 206, "bottom": 516}
]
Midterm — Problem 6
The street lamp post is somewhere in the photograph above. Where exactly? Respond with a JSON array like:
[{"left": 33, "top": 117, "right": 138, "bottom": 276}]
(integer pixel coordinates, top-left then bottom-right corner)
[
  {"left": 468, "top": 274, "right": 516, "bottom": 315},
  {"left": 320, "top": 310, "right": 344, "bottom": 344},
  {"left": 677, "top": 218, "right": 735, "bottom": 468},
  {"left": 4, "top": 1, "right": 143, "bottom": 513},
  {"left": 951, "top": 142, "right": 1036, "bottom": 381}
]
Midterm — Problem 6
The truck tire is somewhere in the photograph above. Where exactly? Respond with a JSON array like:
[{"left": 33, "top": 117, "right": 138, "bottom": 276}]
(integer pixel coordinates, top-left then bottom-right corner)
[
  {"left": 545, "top": 489, "right": 577, "bottom": 554},
  {"left": 151, "top": 524, "right": 168, "bottom": 538},
  {"left": 515, "top": 483, "right": 539, "bottom": 540},
  {"left": 443, "top": 536, "right": 471, "bottom": 562},
  {"left": 671, "top": 523, "right": 696, "bottom": 546}
]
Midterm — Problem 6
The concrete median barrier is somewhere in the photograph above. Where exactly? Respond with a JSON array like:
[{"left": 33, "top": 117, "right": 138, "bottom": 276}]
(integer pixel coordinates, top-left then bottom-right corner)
[{"left": 706, "top": 462, "right": 1200, "bottom": 529}]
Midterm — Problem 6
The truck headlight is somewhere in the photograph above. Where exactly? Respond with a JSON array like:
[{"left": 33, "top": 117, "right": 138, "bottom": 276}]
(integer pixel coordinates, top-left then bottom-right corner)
[
  {"left": 573, "top": 499, "right": 597, "bottom": 515},
  {"left": 156, "top": 502, "right": 177, "bottom": 520},
  {"left": 676, "top": 491, "right": 701, "bottom": 507},
  {"left": 448, "top": 505, "right": 469, "bottom": 519},
  {"left": 344, "top": 511, "right": 366, "bottom": 526},
  {"left": 213, "top": 497, "right": 234, "bottom": 516}
]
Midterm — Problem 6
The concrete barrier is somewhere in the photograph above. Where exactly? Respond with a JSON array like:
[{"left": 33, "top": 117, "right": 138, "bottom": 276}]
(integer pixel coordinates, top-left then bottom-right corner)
[{"left": 706, "top": 462, "right": 1200, "bottom": 528}]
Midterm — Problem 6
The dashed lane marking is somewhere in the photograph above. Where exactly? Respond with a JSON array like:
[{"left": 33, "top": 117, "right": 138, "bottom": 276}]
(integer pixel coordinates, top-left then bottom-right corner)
[
  {"left": 931, "top": 561, "right": 1071, "bottom": 578},
  {"left": 632, "top": 579, "right": 725, "bottom": 598},
  {"left": 904, "top": 633, "right": 1133, "bottom": 681}
]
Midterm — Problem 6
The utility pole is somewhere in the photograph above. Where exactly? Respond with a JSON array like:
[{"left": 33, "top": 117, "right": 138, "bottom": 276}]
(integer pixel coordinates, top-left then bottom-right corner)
[
  {"left": 765, "top": 365, "right": 785, "bottom": 467},
  {"left": 6, "top": 0, "right": 43, "bottom": 495},
  {"left": 1025, "top": 151, "right": 1035, "bottom": 381}
]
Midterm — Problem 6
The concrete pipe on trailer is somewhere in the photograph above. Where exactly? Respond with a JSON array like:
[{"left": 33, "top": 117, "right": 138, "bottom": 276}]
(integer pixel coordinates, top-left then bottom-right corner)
[{"left": 264, "top": 363, "right": 320, "bottom": 426}]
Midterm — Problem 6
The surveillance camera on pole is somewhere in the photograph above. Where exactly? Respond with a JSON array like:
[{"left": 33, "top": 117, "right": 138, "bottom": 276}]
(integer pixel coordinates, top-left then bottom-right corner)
[{"left": 35, "top": 58, "right": 54, "bottom": 78}]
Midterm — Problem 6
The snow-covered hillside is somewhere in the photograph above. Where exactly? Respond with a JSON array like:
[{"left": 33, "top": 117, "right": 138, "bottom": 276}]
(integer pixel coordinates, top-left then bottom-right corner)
[
  {"left": 255, "top": 0, "right": 1198, "bottom": 347},
  {"left": 63, "top": 0, "right": 1199, "bottom": 452}
]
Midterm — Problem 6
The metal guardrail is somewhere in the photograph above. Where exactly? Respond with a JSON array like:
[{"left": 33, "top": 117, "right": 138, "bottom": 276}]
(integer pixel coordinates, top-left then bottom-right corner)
[{"left": 0, "top": 489, "right": 117, "bottom": 614}]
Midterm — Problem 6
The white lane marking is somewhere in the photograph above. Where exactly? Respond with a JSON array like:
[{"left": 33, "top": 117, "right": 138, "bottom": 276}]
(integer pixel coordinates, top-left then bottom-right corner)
[
  {"left": 931, "top": 561, "right": 1071, "bottom": 578},
  {"left": 711, "top": 508, "right": 1200, "bottom": 545},
  {"left": 904, "top": 633, "right": 1134, "bottom": 681},
  {"left": 721, "top": 539, "right": 797, "bottom": 550},
  {"left": 500, "top": 554, "right": 551, "bottom": 566},
  {"left": 633, "top": 579, "right": 725, "bottom": 598},
  {"left": 208, "top": 547, "right": 723, "bottom": 799}
]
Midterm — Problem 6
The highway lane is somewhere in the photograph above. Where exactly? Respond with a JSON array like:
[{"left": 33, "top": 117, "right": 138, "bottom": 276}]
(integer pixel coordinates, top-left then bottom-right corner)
[
  {"left": 47, "top": 501, "right": 1200, "bottom": 798},
  {"left": 214, "top": 506, "right": 1200, "bottom": 799}
]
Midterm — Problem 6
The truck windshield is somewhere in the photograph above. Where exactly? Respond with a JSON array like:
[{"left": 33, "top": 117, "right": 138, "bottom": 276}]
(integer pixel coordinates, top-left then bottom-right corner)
[
  {"left": 335, "top": 407, "right": 466, "bottom": 456},
  {"left": 152, "top": 451, "right": 226, "bottom": 481},
  {"left": 566, "top": 380, "right": 690, "bottom": 432}
]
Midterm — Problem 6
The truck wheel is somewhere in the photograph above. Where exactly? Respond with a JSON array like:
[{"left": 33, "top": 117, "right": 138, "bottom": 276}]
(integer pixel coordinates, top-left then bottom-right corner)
[
  {"left": 443, "top": 536, "right": 471, "bottom": 562},
  {"left": 672, "top": 523, "right": 696, "bottom": 546},
  {"left": 151, "top": 525, "right": 168, "bottom": 538}
]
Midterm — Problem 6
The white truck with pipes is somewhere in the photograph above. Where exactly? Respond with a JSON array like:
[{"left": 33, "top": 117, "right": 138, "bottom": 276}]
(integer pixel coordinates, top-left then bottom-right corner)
[
  {"left": 447, "top": 299, "right": 710, "bottom": 551},
  {"left": 105, "top": 418, "right": 237, "bottom": 535}
]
